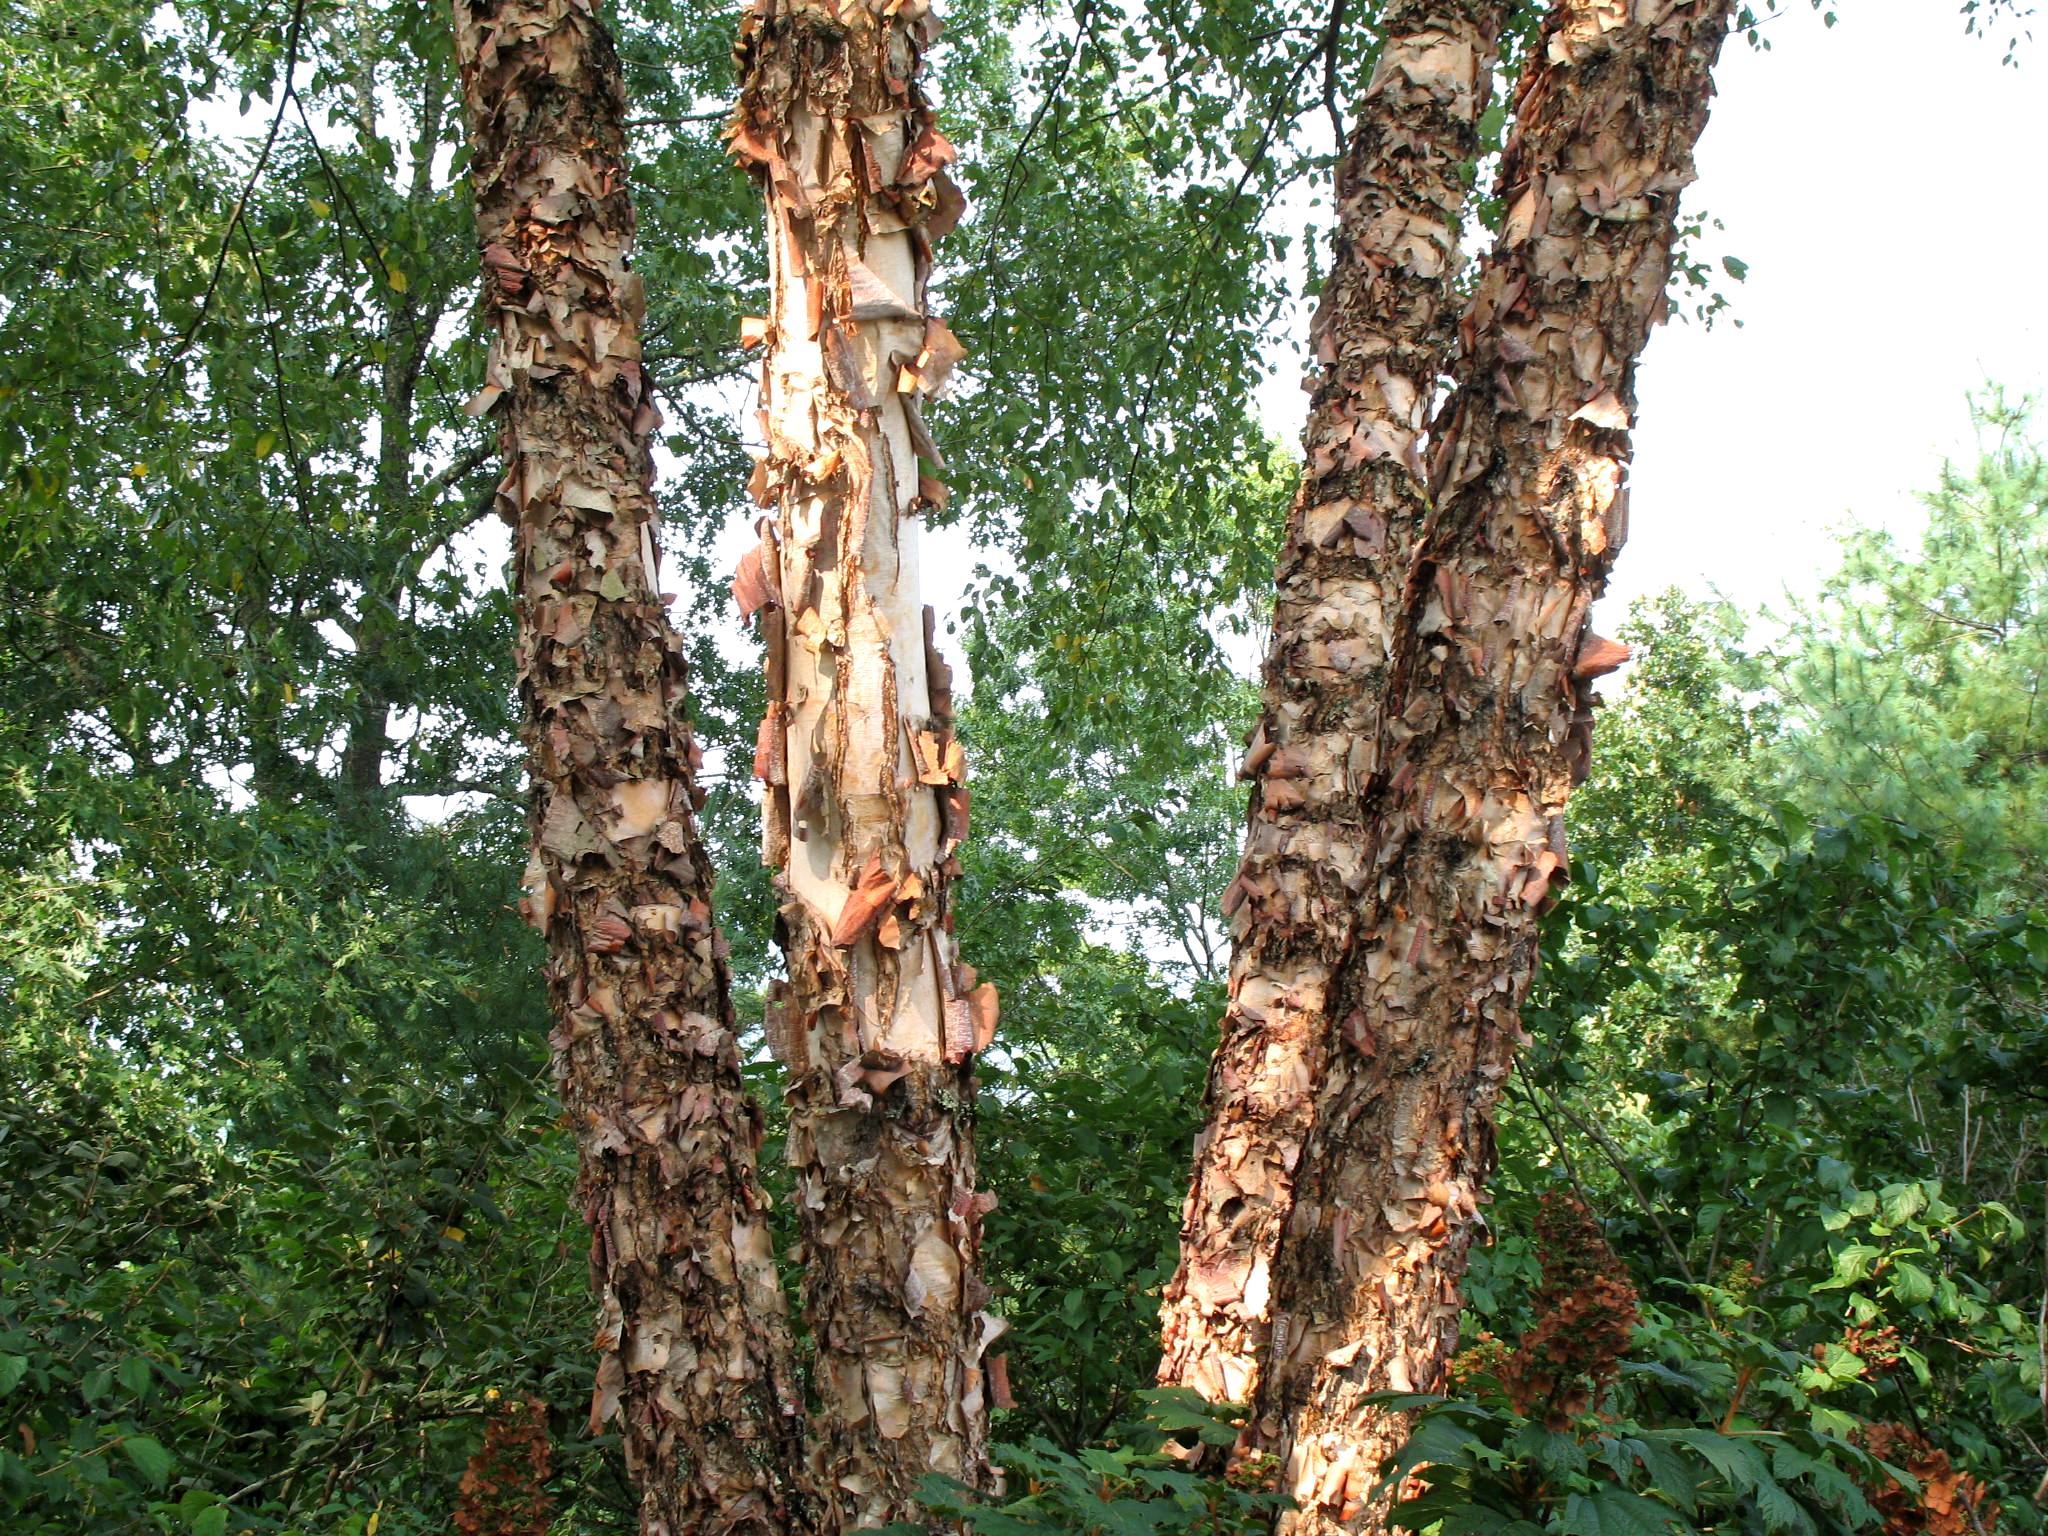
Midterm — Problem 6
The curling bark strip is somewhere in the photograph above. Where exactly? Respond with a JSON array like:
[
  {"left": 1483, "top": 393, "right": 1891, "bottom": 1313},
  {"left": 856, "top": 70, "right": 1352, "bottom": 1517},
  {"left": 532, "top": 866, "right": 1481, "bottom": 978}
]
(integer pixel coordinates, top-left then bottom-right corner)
[
  {"left": 730, "top": 0, "right": 1000, "bottom": 1522},
  {"left": 1242, "top": 0, "right": 1734, "bottom": 1529},
  {"left": 451, "top": 0, "right": 814, "bottom": 1530},
  {"left": 1157, "top": 0, "right": 1511, "bottom": 1414}
]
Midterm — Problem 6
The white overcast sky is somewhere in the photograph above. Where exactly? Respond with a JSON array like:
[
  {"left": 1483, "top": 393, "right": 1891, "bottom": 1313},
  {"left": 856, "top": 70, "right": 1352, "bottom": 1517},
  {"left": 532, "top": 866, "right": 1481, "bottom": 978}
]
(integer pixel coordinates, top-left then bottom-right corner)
[{"left": 1610, "top": 0, "right": 2045, "bottom": 621}]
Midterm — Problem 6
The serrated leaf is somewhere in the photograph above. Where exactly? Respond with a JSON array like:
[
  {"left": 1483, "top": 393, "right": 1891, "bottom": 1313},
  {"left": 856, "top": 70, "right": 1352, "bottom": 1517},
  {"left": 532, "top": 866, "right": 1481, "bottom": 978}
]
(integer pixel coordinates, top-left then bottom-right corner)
[
  {"left": 1827, "top": 1244, "right": 1880, "bottom": 1286},
  {"left": 1629, "top": 1436, "right": 1699, "bottom": 1513},
  {"left": 1888, "top": 1262, "right": 1933, "bottom": 1306},
  {"left": 119, "top": 1433, "right": 175, "bottom": 1488},
  {"left": 1669, "top": 1428, "right": 1770, "bottom": 1493},
  {"left": 1752, "top": 1474, "right": 1814, "bottom": 1536},
  {"left": 1878, "top": 1182, "right": 1927, "bottom": 1228},
  {"left": 1565, "top": 1486, "right": 1679, "bottom": 1536},
  {"left": 1389, "top": 1412, "right": 1489, "bottom": 1483}
]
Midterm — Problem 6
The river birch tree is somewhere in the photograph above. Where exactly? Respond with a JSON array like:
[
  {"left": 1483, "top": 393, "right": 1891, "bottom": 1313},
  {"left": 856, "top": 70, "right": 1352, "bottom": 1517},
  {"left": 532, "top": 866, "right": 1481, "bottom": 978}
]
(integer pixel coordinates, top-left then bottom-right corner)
[
  {"left": 730, "top": 0, "right": 1002, "bottom": 1523},
  {"left": 1164, "top": 0, "right": 1735, "bottom": 1528},
  {"left": 1158, "top": 0, "right": 1513, "bottom": 1416},
  {"left": 451, "top": 0, "right": 814, "bottom": 1529}
]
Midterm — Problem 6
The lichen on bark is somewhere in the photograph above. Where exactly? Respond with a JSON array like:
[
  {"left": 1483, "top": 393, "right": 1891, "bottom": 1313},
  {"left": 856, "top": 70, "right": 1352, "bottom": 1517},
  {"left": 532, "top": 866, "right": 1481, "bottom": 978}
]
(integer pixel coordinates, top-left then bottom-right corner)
[
  {"left": 451, "top": 0, "right": 814, "bottom": 1529},
  {"left": 729, "top": 0, "right": 1000, "bottom": 1525}
]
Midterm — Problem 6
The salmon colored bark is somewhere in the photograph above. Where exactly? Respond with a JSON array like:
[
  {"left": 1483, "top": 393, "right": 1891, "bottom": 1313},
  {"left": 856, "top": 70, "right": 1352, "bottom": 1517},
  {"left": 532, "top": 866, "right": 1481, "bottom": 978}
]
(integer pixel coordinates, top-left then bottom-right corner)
[
  {"left": 1240, "top": 0, "right": 1735, "bottom": 1528},
  {"left": 451, "top": 0, "right": 815, "bottom": 1530},
  {"left": 729, "top": 1, "right": 1000, "bottom": 1524},
  {"left": 1158, "top": 0, "right": 1512, "bottom": 1415}
]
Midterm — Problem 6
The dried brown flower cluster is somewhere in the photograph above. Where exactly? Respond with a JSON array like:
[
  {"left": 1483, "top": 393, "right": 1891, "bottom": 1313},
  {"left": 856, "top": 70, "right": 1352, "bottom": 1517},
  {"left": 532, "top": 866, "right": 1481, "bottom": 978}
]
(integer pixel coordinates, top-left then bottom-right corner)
[
  {"left": 454, "top": 1396, "right": 555, "bottom": 1536},
  {"left": 1501, "top": 1194, "right": 1640, "bottom": 1427},
  {"left": 1832, "top": 1323, "right": 1904, "bottom": 1375},
  {"left": 1446, "top": 1330, "right": 1513, "bottom": 1389},
  {"left": 1861, "top": 1423, "right": 1999, "bottom": 1536}
]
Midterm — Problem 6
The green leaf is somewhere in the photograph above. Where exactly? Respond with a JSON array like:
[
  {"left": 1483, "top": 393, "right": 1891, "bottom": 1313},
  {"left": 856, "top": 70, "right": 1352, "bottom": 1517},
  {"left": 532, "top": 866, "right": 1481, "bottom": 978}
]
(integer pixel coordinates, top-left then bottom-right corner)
[
  {"left": 1669, "top": 1429, "right": 1769, "bottom": 1493},
  {"left": 1564, "top": 1487, "right": 1680, "bottom": 1536},
  {"left": 118, "top": 1355, "right": 154, "bottom": 1396},
  {"left": 1142, "top": 1387, "right": 1242, "bottom": 1447},
  {"left": 1826, "top": 1244, "right": 1880, "bottom": 1286},
  {"left": 1752, "top": 1474, "right": 1815, "bottom": 1536},
  {"left": 1888, "top": 1261, "right": 1934, "bottom": 1306},
  {"left": 119, "top": 1433, "right": 176, "bottom": 1488},
  {"left": 0, "top": 1355, "right": 24, "bottom": 1396},
  {"left": 1397, "top": 1412, "right": 1490, "bottom": 1476},
  {"left": 1877, "top": 1182, "right": 1927, "bottom": 1228},
  {"left": 1628, "top": 1436, "right": 1699, "bottom": 1514}
]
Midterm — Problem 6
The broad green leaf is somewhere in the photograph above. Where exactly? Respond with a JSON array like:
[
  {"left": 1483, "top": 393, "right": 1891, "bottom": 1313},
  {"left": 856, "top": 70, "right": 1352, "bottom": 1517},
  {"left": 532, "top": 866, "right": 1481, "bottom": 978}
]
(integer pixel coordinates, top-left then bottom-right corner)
[{"left": 119, "top": 1433, "right": 175, "bottom": 1488}]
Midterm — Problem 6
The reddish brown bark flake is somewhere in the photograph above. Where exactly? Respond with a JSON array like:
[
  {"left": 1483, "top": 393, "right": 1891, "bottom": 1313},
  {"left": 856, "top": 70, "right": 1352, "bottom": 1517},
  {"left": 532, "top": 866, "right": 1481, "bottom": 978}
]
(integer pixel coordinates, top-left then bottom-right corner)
[{"left": 452, "top": 0, "right": 815, "bottom": 1529}]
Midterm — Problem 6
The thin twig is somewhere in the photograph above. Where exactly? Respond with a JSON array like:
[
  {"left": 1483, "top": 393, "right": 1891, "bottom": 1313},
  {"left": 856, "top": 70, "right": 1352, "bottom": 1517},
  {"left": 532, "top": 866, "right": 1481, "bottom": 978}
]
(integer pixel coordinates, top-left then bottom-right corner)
[
  {"left": 1319, "top": 0, "right": 1351, "bottom": 148},
  {"left": 158, "top": 0, "right": 308, "bottom": 377},
  {"left": 237, "top": 210, "right": 317, "bottom": 524}
]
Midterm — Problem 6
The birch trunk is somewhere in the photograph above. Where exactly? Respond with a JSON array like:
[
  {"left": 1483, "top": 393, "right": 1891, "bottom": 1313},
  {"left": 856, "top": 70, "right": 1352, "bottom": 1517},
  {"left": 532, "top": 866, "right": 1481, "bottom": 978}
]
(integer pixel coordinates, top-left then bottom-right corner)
[
  {"left": 1157, "top": 0, "right": 1510, "bottom": 1413},
  {"left": 1229, "top": 0, "right": 1735, "bottom": 1529},
  {"left": 452, "top": 1, "right": 814, "bottom": 1531},
  {"left": 730, "top": 1, "right": 999, "bottom": 1524}
]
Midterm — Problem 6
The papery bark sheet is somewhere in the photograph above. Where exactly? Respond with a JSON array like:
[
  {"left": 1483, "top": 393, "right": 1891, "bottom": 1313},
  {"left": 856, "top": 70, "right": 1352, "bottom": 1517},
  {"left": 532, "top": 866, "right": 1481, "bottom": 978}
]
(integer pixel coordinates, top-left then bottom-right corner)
[
  {"left": 453, "top": 0, "right": 814, "bottom": 1529},
  {"left": 1158, "top": 0, "right": 1512, "bottom": 1416},
  {"left": 1163, "top": 0, "right": 1734, "bottom": 1529},
  {"left": 731, "top": 0, "right": 1000, "bottom": 1524}
]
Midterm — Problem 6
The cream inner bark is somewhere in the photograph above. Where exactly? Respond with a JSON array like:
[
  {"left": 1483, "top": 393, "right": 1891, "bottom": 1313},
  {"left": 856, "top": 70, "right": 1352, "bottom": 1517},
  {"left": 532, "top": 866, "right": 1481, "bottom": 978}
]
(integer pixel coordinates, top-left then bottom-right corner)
[{"left": 733, "top": 1, "right": 999, "bottom": 1524}]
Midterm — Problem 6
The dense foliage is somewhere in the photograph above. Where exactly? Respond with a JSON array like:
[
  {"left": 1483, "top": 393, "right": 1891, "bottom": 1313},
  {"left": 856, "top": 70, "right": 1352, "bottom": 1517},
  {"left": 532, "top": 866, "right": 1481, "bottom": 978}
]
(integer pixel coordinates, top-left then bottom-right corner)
[{"left": 2, "top": 0, "right": 2042, "bottom": 1529}]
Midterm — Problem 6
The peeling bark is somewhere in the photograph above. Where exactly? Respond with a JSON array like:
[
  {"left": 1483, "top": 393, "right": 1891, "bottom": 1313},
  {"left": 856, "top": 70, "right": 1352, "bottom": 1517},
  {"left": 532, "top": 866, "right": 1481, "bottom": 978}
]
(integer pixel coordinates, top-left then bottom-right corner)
[
  {"left": 1158, "top": 0, "right": 1512, "bottom": 1414},
  {"left": 1162, "top": 0, "right": 1733, "bottom": 1528},
  {"left": 1237, "top": 1, "right": 1733, "bottom": 1530},
  {"left": 730, "top": 1, "right": 998, "bottom": 1525},
  {"left": 451, "top": 1, "right": 815, "bottom": 1531}
]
